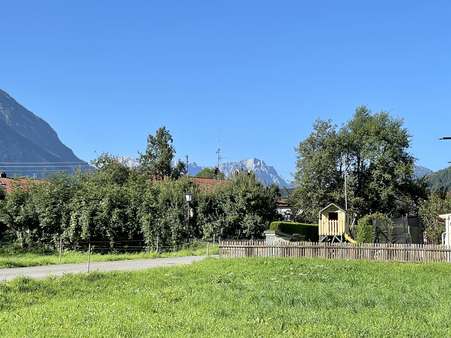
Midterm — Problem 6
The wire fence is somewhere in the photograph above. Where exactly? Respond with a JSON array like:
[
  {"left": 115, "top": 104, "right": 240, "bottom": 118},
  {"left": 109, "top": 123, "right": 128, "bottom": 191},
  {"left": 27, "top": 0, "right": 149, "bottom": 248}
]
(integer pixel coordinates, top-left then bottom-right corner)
[
  {"left": 49, "top": 238, "right": 219, "bottom": 271},
  {"left": 69, "top": 239, "right": 217, "bottom": 254}
]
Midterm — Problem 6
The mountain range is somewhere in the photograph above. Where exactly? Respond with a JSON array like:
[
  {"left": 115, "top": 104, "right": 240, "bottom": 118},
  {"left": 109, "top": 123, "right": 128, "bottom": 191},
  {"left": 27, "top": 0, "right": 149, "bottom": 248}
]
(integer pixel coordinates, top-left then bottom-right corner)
[
  {"left": 189, "top": 158, "right": 291, "bottom": 188},
  {"left": 1, "top": 88, "right": 451, "bottom": 191},
  {"left": 119, "top": 157, "right": 291, "bottom": 188},
  {"left": 0, "top": 89, "right": 88, "bottom": 177}
]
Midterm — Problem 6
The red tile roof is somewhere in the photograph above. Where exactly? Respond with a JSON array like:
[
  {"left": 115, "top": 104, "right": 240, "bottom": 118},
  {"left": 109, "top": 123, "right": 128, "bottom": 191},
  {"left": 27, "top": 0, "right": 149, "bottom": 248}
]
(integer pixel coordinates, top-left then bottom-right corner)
[
  {"left": 190, "top": 177, "right": 229, "bottom": 191},
  {"left": 0, "top": 177, "right": 42, "bottom": 193}
]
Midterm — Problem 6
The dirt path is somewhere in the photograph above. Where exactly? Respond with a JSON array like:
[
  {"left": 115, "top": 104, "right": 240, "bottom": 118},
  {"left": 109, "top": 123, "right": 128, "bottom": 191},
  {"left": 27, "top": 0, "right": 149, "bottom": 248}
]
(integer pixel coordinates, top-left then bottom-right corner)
[{"left": 0, "top": 256, "right": 207, "bottom": 282}]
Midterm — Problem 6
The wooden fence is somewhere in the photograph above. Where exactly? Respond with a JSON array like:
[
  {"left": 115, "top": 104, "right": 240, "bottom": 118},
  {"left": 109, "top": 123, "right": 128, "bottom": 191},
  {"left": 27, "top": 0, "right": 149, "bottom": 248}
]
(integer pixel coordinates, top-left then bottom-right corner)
[{"left": 219, "top": 240, "right": 451, "bottom": 263}]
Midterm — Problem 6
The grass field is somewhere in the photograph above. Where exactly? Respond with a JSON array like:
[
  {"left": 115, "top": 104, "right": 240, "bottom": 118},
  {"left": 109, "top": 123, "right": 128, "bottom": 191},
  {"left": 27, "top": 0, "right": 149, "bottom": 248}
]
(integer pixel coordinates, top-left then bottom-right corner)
[
  {"left": 1, "top": 258, "right": 450, "bottom": 337},
  {"left": 0, "top": 243, "right": 218, "bottom": 268}
]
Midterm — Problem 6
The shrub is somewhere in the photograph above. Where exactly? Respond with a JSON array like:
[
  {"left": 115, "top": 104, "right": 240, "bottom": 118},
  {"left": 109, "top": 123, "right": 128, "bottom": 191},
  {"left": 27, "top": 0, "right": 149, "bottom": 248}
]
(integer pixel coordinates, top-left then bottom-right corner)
[
  {"left": 356, "top": 213, "right": 393, "bottom": 243},
  {"left": 269, "top": 221, "right": 318, "bottom": 241}
]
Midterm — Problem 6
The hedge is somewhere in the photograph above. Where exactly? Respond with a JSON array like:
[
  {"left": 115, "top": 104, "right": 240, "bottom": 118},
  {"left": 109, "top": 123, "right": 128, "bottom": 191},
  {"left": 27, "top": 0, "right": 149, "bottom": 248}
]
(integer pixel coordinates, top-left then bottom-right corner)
[{"left": 269, "top": 221, "right": 319, "bottom": 242}]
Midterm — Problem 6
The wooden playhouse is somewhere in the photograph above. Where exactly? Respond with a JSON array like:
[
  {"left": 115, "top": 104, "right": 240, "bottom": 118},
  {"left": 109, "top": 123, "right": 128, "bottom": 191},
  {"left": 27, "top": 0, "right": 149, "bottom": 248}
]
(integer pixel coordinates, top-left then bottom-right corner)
[{"left": 319, "top": 203, "right": 348, "bottom": 243}]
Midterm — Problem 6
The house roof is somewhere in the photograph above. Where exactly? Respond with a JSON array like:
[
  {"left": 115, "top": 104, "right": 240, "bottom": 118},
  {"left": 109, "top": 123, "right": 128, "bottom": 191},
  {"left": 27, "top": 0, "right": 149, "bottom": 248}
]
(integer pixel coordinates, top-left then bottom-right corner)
[
  {"left": 0, "top": 177, "right": 42, "bottom": 193},
  {"left": 319, "top": 203, "right": 345, "bottom": 214},
  {"left": 276, "top": 198, "right": 290, "bottom": 208},
  {"left": 190, "top": 177, "right": 229, "bottom": 191}
]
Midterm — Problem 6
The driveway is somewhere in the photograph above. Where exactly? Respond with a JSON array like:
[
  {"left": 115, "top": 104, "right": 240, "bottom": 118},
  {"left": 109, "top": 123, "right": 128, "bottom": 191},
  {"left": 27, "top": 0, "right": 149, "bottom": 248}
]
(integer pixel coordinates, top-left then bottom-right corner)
[{"left": 0, "top": 256, "right": 207, "bottom": 282}]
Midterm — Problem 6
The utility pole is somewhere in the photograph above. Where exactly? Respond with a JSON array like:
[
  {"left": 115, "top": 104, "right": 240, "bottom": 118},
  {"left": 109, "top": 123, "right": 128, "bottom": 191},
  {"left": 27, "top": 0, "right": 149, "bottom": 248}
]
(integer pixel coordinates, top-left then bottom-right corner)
[
  {"left": 344, "top": 169, "right": 348, "bottom": 211},
  {"left": 185, "top": 155, "right": 189, "bottom": 176},
  {"left": 342, "top": 155, "right": 348, "bottom": 211},
  {"left": 216, "top": 148, "right": 222, "bottom": 169}
]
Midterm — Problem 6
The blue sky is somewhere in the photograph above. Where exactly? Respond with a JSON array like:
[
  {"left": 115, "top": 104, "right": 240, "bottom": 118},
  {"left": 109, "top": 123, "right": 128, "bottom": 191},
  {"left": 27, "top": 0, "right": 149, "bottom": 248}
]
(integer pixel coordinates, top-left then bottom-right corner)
[{"left": 1, "top": 1, "right": 451, "bottom": 180}]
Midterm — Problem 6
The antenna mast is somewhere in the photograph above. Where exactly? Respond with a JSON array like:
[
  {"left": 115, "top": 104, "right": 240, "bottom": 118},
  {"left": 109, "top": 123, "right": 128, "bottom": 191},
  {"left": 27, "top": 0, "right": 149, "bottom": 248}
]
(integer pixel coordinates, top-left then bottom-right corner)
[
  {"left": 216, "top": 148, "right": 222, "bottom": 169},
  {"left": 185, "top": 155, "right": 189, "bottom": 176}
]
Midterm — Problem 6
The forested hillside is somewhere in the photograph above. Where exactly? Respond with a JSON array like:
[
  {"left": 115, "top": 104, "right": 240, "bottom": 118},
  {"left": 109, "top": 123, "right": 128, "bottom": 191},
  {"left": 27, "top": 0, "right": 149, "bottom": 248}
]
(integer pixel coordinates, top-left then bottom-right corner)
[{"left": 427, "top": 167, "right": 451, "bottom": 192}]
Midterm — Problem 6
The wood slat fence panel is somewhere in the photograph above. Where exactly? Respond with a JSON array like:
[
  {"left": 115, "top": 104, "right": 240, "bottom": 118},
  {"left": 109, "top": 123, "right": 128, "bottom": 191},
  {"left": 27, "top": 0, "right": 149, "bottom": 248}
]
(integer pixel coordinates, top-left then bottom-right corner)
[{"left": 219, "top": 241, "right": 451, "bottom": 263}]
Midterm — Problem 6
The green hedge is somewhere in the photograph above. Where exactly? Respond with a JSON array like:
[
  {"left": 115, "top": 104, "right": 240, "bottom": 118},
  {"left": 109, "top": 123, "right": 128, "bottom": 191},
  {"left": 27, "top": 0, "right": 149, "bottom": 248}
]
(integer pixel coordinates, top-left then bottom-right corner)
[{"left": 269, "top": 221, "right": 319, "bottom": 242}]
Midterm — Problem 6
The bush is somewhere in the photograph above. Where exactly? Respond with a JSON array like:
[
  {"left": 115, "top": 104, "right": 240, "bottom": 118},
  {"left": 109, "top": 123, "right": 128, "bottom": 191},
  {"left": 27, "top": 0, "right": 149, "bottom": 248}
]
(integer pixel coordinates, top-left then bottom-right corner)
[
  {"left": 356, "top": 213, "right": 393, "bottom": 243},
  {"left": 269, "top": 221, "right": 318, "bottom": 241},
  {"left": 0, "top": 164, "right": 279, "bottom": 249}
]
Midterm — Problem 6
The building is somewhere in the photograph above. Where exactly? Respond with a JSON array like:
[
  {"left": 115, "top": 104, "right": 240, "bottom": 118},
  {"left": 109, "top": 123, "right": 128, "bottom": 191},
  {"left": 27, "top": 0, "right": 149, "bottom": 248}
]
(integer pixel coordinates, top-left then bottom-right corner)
[
  {"left": 189, "top": 177, "right": 229, "bottom": 191},
  {"left": 276, "top": 198, "right": 292, "bottom": 220},
  {"left": 439, "top": 213, "right": 451, "bottom": 246},
  {"left": 0, "top": 175, "right": 41, "bottom": 194}
]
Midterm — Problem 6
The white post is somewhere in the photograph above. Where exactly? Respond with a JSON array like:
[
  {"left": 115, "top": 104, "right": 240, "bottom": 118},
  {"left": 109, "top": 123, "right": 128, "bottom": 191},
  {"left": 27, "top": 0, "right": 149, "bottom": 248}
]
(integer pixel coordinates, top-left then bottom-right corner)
[
  {"left": 445, "top": 215, "right": 451, "bottom": 246},
  {"left": 439, "top": 214, "right": 451, "bottom": 263}
]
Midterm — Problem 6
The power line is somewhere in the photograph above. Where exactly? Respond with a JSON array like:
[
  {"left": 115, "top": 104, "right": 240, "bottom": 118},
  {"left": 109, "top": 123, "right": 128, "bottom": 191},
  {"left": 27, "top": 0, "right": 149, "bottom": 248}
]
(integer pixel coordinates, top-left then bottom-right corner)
[
  {"left": 0, "top": 161, "right": 88, "bottom": 165},
  {"left": 0, "top": 164, "right": 90, "bottom": 168}
]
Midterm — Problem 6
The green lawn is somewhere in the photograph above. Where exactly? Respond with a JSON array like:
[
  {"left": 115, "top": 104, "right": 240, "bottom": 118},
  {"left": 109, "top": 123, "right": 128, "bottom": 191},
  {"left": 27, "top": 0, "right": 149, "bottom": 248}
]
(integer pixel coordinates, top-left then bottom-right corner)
[
  {"left": 1, "top": 258, "right": 450, "bottom": 337},
  {"left": 0, "top": 244, "right": 218, "bottom": 268}
]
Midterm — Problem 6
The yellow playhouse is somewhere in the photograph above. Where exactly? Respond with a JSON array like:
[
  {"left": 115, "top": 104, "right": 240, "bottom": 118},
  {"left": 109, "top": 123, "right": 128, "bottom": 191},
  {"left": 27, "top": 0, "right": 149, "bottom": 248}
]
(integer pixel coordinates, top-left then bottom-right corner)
[{"left": 319, "top": 203, "right": 352, "bottom": 243}]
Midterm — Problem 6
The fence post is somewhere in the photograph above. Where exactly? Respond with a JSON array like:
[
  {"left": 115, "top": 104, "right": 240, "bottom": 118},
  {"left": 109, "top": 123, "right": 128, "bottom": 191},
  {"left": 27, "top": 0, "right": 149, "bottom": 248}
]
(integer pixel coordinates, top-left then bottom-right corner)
[
  {"left": 58, "top": 237, "right": 63, "bottom": 264},
  {"left": 87, "top": 242, "right": 91, "bottom": 273}
]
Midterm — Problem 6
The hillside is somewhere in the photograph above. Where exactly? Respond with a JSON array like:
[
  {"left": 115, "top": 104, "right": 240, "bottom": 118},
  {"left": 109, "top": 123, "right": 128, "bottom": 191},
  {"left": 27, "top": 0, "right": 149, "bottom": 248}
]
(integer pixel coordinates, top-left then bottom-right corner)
[
  {"left": 414, "top": 165, "right": 433, "bottom": 179},
  {"left": 0, "top": 89, "right": 87, "bottom": 177},
  {"left": 427, "top": 166, "right": 451, "bottom": 192}
]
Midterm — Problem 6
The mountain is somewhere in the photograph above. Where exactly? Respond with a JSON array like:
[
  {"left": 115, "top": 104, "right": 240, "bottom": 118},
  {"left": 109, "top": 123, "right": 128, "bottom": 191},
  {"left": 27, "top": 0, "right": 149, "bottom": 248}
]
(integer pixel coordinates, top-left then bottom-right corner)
[
  {"left": 121, "top": 157, "right": 290, "bottom": 188},
  {"left": 414, "top": 165, "right": 433, "bottom": 179},
  {"left": 187, "top": 162, "right": 203, "bottom": 176},
  {"left": 426, "top": 166, "right": 451, "bottom": 192},
  {"left": 0, "top": 89, "right": 87, "bottom": 177},
  {"left": 219, "top": 158, "right": 290, "bottom": 188},
  {"left": 189, "top": 158, "right": 290, "bottom": 188}
]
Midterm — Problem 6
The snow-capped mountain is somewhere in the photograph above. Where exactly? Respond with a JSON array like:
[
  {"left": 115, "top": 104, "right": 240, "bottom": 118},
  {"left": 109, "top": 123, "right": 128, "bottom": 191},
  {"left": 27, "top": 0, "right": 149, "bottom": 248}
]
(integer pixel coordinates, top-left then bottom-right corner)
[
  {"left": 190, "top": 158, "right": 289, "bottom": 187},
  {"left": 117, "top": 156, "right": 140, "bottom": 168},
  {"left": 218, "top": 158, "right": 290, "bottom": 188},
  {"left": 119, "top": 156, "right": 290, "bottom": 188}
]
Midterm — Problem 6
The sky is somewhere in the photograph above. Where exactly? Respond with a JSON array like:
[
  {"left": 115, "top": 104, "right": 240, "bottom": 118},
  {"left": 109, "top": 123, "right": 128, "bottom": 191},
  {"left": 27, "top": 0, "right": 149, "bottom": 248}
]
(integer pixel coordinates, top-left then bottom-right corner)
[{"left": 1, "top": 1, "right": 451, "bottom": 180}]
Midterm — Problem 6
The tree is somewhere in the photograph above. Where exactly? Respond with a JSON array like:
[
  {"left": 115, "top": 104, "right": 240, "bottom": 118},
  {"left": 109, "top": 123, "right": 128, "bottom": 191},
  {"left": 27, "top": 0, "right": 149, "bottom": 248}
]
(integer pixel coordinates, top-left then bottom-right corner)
[
  {"left": 294, "top": 106, "right": 423, "bottom": 223},
  {"left": 195, "top": 167, "right": 225, "bottom": 180},
  {"left": 139, "top": 177, "right": 198, "bottom": 249},
  {"left": 198, "top": 172, "right": 279, "bottom": 239},
  {"left": 419, "top": 193, "right": 451, "bottom": 243},
  {"left": 31, "top": 173, "right": 79, "bottom": 246},
  {"left": 0, "top": 188, "right": 39, "bottom": 248},
  {"left": 171, "top": 160, "right": 187, "bottom": 179},
  {"left": 293, "top": 119, "right": 342, "bottom": 222},
  {"left": 139, "top": 127, "right": 175, "bottom": 179},
  {"left": 92, "top": 153, "right": 131, "bottom": 185}
]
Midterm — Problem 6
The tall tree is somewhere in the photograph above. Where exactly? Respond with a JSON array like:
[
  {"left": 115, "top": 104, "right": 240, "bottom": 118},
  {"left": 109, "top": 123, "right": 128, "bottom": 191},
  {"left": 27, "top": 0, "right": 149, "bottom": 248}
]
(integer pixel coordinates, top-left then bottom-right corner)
[
  {"left": 294, "top": 106, "right": 423, "bottom": 222},
  {"left": 419, "top": 193, "right": 451, "bottom": 243},
  {"left": 293, "top": 119, "right": 342, "bottom": 222},
  {"left": 139, "top": 127, "right": 175, "bottom": 179}
]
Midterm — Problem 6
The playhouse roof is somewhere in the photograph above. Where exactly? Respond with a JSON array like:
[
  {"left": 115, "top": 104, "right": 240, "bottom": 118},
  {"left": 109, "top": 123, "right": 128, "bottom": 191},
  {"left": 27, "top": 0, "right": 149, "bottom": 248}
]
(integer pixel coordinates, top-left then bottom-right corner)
[{"left": 319, "top": 203, "right": 345, "bottom": 214}]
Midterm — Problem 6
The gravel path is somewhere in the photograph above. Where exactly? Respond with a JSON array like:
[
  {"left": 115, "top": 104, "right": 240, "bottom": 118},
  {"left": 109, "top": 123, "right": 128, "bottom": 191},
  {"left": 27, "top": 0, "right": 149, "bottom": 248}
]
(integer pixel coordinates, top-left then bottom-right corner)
[{"left": 0, "top": 256, "right": 206, "bottom": 282}]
